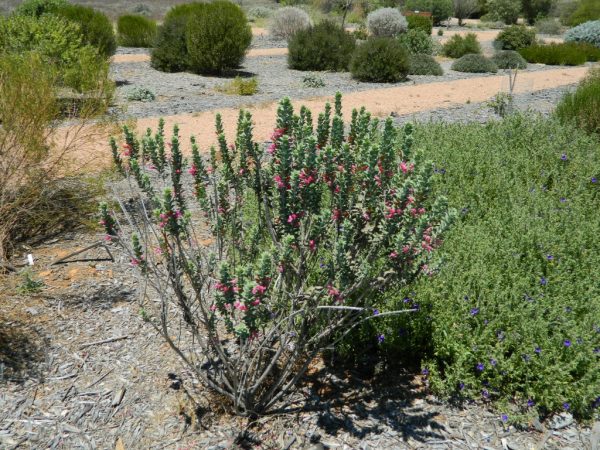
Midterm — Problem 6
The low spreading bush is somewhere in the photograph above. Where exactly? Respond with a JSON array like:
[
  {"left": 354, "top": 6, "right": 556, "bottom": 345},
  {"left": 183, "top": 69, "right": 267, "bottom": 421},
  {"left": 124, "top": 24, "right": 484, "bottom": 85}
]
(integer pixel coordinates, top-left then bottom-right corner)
[
  {"left": 269, "top": 6, "right": 311, "bottom": 40},
  {"left": 555, "top": 68, "right": 600, "bottom": 135},
  {"left": 518, "top": 43, "right": 589, "bottom": 65},
  {"left": 535, "top": 17, "right": 562, "bottom": 35},
  {"left": 408, "top": 53, "right": 444, "bottom": 75},
  {"left": 398, "top": 28, "right": 434, "bottom": 54},
  {"left": 405, "top": 0, "right": 453, "bottom": 25},
  {"left": 568, "top": 0, "right": 600, "bottom": 26},
  {"left": 491, "top": 50, "right": 528, "bottom": 69},
  {"left": 15, "top": 0, "right": 67, "bottom": 17},
  {"left": 216, "top": 76, "right": 258, "bottom": 95},
  {"left": 186, "top": 1, "right": 252, "bottom": 74},
  {"left": 442, "top": 33, "right": 481, "bottom": 58},
  {"left": 302, "top": 73, "right": 326, "bottom": 87},
  {"left": 495, "top": 25, "right": 537, "bottom": 50},
  {"left": 350, "top": 37, "right": 410, "bottom": 82},
  {"left": 564, "top": 20, "right": 600, "bottom": 48},
  {"left": 117, "top": 14, "right": 157, "bottom": 47},
  {"left": 104, "top": 93, "right": 455, "bottom": 415},
  {"left": 451, "top": 53, "right": 498, "bottom": 72},
  {"left": 127, "top": 87, "right": 156, "bottom": 101},
  {"left": 54, "top": 4, "right": 117, "bottom": 57},
  {"left": 366, "top": 7, "right": 408, "bottom": 37},
  {"left": 288, "top": 20, "right": 356, "bottom": 71},
  {"left": 407, "top": 14, "right": 433, "bottom": 34}
]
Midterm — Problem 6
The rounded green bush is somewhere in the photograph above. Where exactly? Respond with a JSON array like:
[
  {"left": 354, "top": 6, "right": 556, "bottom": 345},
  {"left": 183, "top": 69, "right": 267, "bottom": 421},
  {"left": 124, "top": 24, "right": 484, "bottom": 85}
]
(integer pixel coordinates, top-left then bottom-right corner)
[
  {"left": 495, "top": 25, "right": 537, "bottom": 50},
  {"left": 442, "top": 33, "right": 481, "bottom": 58},
  {"left": 54, "top": 4, "right": 116, "bottom": 57},
  {"left": 15, "top": 0, "right": 67, "bottom": 17},
  {"left": 350, "top": 37, "right": 410, "bottom": 82},
  {"left": 406, "top": 14, "right": 433, "bottom": 35},
  {"left": 451, "top": 53, "right": 498, "bottom": 72},
  {"left": 564, "top": 20, "right": 600, "bottom": 48},
  {"left": 185, "top": 1, "right": 252, "bottom": 74},
  {"left": 518, "top": 43, "right": 588, "bottom": 65},
  {"left": 288, "top": 20, "right": 356, "bottom": 71},
  {"left": 408, "top": 53, "right": 443, "bottom": 75},
  {"left": 491, "top": 50, "right": 528, "bottom": 69},
  {"left": 117, "top": 14, "right": 157, "bottom": 48},
  {"left": 555, "top": 68, "right": 600, "bottom": 135},
  {"left": 151, "top": 2, "right": 207, "bottom": 72},
  {"left": 568, "top": 0, "right": 600, "bottom": 26},
  {"left": 398, "top": 28, "right": 434, "bottom": 55}
]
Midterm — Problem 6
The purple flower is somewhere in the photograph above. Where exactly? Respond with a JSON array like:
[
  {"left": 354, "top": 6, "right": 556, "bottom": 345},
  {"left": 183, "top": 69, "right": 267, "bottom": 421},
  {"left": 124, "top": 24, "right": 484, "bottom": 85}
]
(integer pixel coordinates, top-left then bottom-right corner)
[
  {"left": 470, "top": 308, "right": 479, "bottom": 316},
  {"left": 592, "top": 177, "right": 597, "bottom": 184},
  {"left": 564, "top": 339, "right": 571, "bottom": 347},
  {"left": 459, "top": 382, "right": 465, "bottom": 390},
  {"left": 561, "top": 154, "right": 568, "bottom": 161},
  {"left": 560, "top": 197, "right": 567, "bottom": 203},
  {"left": 535, "top": 346, "right": 541, "bottom": 354},
  {"left": 476, "top": 362, "right": 485, "bottom": 371},
  {"left": 421, "top": 368, "right": 430, "bottom": 376},
  {"left": 594, "top": 347, "right": 599, "bottom": 354},
  {"left": 547, "top": 254, "right": 554, "bottom": 261},
  {"left": 482, "top": 389, "right": 489, "bottom": 398},
  {"left": 377, "top": 334, "right": 385, "bottom": 344},
  {"left": 563, "top": 402, "right": 570, "bottom": 411},
  {"left": 527, "top": 399, "right": 535, "bottom": 407},
  {"left": 373, "top": 309, "right": 380, "bottom": 316},
  {"left": 490, "top": 358, "right": 497, "bottom": 367},
  {"left": 540, "top": 277, "right": 547, "bottom": 286},
  {"left": 501, "top": 414, "right": 508, "bottom": 422}
]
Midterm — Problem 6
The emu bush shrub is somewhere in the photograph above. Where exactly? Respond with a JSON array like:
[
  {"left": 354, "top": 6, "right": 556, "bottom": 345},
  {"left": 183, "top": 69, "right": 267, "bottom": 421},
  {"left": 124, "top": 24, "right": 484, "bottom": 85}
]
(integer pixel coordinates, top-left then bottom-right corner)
[
  {"left": 442, "top": 33, "right": 481, "bottom": 58},
  {"left": 518, "top": 43, "right": 589, "bottom": 65},
  {"left": 408, "top": 53, "right": 443, "bottom": 75},
  {"left": 407, "top": 14, "right": 433, "bottom": 34},
  {"left": 451, "top": 53, "right": 498, "bottom": 72},
  {"left": 351, "top": 37, "right": 410, "bottom": 82},
  {"left": 117, "top": 14, "right": 157, "bottom": 47},
  {"left": 398, "top": 28, "right": 434, "bottom": 55},
  {"left": 269, "top": 6, "right": 311, "bottom": 40},
  {"left": 366, "top": 7, "right": 408, "bottom": 37},
  {"left": 495, "top": 25, "right": 537, "bottom": 50},
  {"left": 564, "top": 20, "right": 600, "bottom": 48},
  {"left": 104, "top": 93, "right": 455, "bottom": 415},
  {"left": 288, "top": 21, "right": 356, "bottom": 71},
  {"left": 186, "top": 1, "right": 252, "bottom": 74},
  {"left": 491, "top": 50, "right": 528, "bottom": 69},
  {"left": 555, "top": 68, "right": 600, "bottom": 135}
]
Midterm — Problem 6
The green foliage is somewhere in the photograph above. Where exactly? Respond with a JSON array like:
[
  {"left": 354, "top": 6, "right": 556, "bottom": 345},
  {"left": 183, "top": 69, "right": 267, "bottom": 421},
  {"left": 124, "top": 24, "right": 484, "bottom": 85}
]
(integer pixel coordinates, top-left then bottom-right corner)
[
  {"left": 398, "top": 115, "right": 600, "bottom": 420},
  {"left": 350, "top": 37, "right": 410, "bottom": 82},
  {"left": 568, "top": 0, "right": 600, "bottom": 26},
  {"left": 248, "top": 6, "right": 272, "bottom": 21},
  {"left": 491, "top": 50, "right": 528, "bottom": 68},
  {"left": 564, "top": 20, "right": 600, "bottom": 48},
  {"left": 487, "top": 91, "right": 514, "bottom": 116},
  {"left": 15, "top": 0, "right": 67, "bottom": 17},
  {"left": 216, "top": 76, "right": 259, "bottom": 95},
  {"left": 398, "top": 28, "right": 434, "bottom": 54},
  {"left": 522, "top": 0, "right": 553, "bottom": 25},
  {"left": 17, "top": 270, "right": 45, "bottom": 294},
  {"left": 535, "top": 17, "right": 562, "bottom": 35},
  {"left": 302, "top": 73, "right": 326, "bottom": 87},
  {"left": 487, "top": 0, "right": 522, "bottom": 24},
  {"left": 269, "top": 6, "right": 311, "bottom": 40},
  {"left": 518, "top": 43, "right": 591, "bottom": 65},
  {"left": 366, "top": 7, "right": 408, "bottom": 37},
  {"left": 495, "top": 25, "right": 537, "bottom": 50},
  {"left": 442, "top": 33, "right": 481, "bottom": 58},
  {"left": 186, "top": 1, "right": 252, "bottom": 74},
  {"left": 151, "top": 3, "right": 207, "bottom": 73},
  {"left": 54, "top": 4, "right": 117, "bottom": 57},
  {"left": 117, "top": 14, "right": 157, "bottom": 47},
  {"left": 408, "top": 53, "right": 444, "bottom": 75},
  {"left": 127, "top": 87, "right": 156, "bottom": 101},
  {"left": 451, "top": 53, "right": 498, "bottom": 72},
  {"left": 555, "top": 68, "right": 600, "bottom": 135},
  {"left": 405, "top": 0, "right": 454, "bottom": 25},
  {"left": 407, "top": 14, "right": 433, "bottom": 34},
  {"left": 288, "top": 20, "right": 356, "bottom": 71}
]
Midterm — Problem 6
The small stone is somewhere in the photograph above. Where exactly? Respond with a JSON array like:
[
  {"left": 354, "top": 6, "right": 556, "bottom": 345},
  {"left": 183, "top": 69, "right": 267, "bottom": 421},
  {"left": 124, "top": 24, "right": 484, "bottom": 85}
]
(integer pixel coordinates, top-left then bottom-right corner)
[
  {"left": 549, "top": 413, "right": 574, "bottom": 430},
  {"left": 25, "top": 307, "right": 39, "bottom": 315}
]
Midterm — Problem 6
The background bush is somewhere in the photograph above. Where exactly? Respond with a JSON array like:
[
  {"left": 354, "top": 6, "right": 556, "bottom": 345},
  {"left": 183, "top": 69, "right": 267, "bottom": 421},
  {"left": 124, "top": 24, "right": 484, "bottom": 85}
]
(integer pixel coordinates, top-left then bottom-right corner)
[
  {"left": 486, "top": 0, "right": 521, "bottom": 24},
  {"left": 288, "top": 20, "right": 356, "bottom": 71},
  {"left": 408, "top": 53, "right": 444, "bottom": 75},
  {"left": 568, "top": 0, "right": 600, "bottom": 26},
  {"left": 518, "top": 43, "right": 589, "bottom": 65},
  {"left": 407, "top": 14, "right": 433, "bottom": 34},
  {"left": 451, "top": 53, "right": 498, "bottom": 72},
  {"left": 366, "top": 7, "right": 408, "bottom": 37},
  {"left": 535, "top": 17, "right": 562, "bottom": 35},
  {"left": 117, "top": 14, "right": 157, "bottom": 47},
  {"left": 564, "top": 20, "right": 600, "bottom": 48},
  {"left": 269, "top": 6, "right": 311, "bottom": 41},
  {"left": 15, "top": 0, "right": 67, "bottom": 17},
  {"left": 186, "top": 1, "right": 252, "bottom": 74},
  {"left": 491, "top": 49, "right": 528, "bottom": 68},
  {"left": 398, "top": 28, "right": 434, "bottom": 54},
  {"left": 54, "top": 4, "right": 117, "bottom": 57},
  {"left": 555, "top": 68, "right": 600, "bottom": 135},
  {"left": 350, "top": 37, "right": 410, "bottom": 82},
  {"left": 495, "top": 25, "right": 537, "bottom": 50},
  {"left": 404, "top": 0, "right": 453, "bottom": 25},
  {"left": 442, "top": 33, "right": 481, "bottom": 58},
  {"left": 522, "top": 0, "right": 553, "bottom": 25}
]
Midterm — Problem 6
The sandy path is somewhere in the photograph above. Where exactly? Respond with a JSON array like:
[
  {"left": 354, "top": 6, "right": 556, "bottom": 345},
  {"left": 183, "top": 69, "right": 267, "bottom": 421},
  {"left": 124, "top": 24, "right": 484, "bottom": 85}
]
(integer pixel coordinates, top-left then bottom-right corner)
[
  {"left": 112, "top": 47, "right": 288, "bottom": 64},
  {"left": 64, "top": 66, "right": 590, "bottom": 167}
]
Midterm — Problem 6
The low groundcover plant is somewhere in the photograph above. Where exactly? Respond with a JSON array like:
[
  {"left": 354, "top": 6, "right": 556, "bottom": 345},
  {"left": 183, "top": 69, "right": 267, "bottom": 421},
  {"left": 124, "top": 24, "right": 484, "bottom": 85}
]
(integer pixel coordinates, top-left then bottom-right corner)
[{"left": 102, "top": 93, "right": 456, "bottom": 416}]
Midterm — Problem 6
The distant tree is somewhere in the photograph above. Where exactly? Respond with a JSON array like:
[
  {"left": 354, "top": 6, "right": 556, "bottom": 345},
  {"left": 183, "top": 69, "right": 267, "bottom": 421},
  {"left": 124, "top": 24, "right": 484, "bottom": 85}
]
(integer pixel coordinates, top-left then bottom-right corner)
[{"left": 454, "top": 0, "right": 479, "bottom": 25}]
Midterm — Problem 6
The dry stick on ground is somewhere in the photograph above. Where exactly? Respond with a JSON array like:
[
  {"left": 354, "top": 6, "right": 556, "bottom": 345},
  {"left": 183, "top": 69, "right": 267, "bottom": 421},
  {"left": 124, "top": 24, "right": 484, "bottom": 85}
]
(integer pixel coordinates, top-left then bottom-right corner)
[{"left": 79, "top": 335, "right": 130, "bottom": 349}]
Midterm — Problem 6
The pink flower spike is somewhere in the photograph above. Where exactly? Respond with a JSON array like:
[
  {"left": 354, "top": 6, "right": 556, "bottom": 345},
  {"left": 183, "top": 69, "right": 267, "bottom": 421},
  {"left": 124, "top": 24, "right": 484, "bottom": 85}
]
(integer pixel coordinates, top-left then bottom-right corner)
[
  {"left": 252, "top": 285, "right": 267, "bottom": 295},
  {"left": 389, "top": 251, "right": 398, "bottom": 259},
  {"left": 188, "top": 165, "right": 198, "bottom": 176},
  {"left": 400, "top": 161, "right": 408, "bottom": 174},
  {"left": 210, "top": 304, "right": 217, "bottom": 312},
  {"left": 251, "top": 299, "right": 260, "bottom": 307},
  {"left": 309, "top": 240, "right": 316, "bottom": 252},
  {"left": 402, "top": 245, "right": 410, "bottom": 254}
]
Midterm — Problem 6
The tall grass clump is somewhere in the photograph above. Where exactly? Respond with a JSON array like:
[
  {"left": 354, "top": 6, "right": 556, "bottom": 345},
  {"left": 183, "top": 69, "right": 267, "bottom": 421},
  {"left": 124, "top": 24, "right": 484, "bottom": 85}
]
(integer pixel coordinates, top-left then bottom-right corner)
[
  {"left": 117, "top": 14, "right": 157, "bottom": 47},
  {"left": 555, "top": 68, "right": 600, "bottom": 135},
  {"left": 15, "top": 0, "right": 67, "bottom": 17}
]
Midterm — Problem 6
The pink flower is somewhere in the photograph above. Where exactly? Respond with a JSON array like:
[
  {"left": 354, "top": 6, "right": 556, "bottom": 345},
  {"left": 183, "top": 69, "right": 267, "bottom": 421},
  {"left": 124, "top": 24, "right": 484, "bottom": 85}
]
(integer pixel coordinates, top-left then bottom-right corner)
[
  {"left": 418, "top": 207, "right": 426, "bottom": 215},
  {"left": 252, "top": 285, "right": 267, "bottom": 295},
  {"left": 309, "top": 240, "right": 316, "bottom": 252},
  {"left": 267, "top": 142, "right": 277, "bottom": 155},
  {"left": 402, "top": 245, "right": 410, "bottom": 254},
  {"left": 287, "top": 213, "right": 298, "bottom": 224},
  {"left": 239, "top": 168, "right": 246, "bottom": 175},
  {"left": 400, "top": 161, "right": 408, "bottom": 174},
  {"left": 362, "top": 212, "right": 370, "bottom": 221},
  {"left": 175, "top": 210, "right": 183, "bottom": 219},
  {"left": 234, "top": 301, "right": 248, "bottom": 312},
  {"left": 423, "top": 235, "right": 432, "bottom": 243},
  {"left": 271, "top": 128, "right": 286, "bottom": 141},
  {"left": 273, "top": 174, "right": 285, "bottom": 189},
  {"left": 210, "top": 304, "right": 217, "bottom": 312},
  {"left": 331, "top": 209, "right": 341, "bottom": 222},
  {"left": 131, "top": 258, "right": 140, "bottom": 266},
  {"left": 104, "top": 235, "right": 112, "bottom": 242},
  {"left": 389, "top": 251, "right": 398, "bottom": 259},
  {"left": 251, "top": 299, "right": 261, "bottom": 307},
  {"left": 327, "top": 285, "right": 343, "bottom": 303},
  {"left": 188, "top": 165, "right": 198, "bottom": 176}
]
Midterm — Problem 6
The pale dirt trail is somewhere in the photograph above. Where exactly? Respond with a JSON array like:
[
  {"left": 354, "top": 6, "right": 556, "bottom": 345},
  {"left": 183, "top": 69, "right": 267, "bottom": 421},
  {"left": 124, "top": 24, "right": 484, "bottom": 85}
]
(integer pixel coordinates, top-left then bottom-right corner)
[{"left": 64, "top": 65, "right": 590, "bottom": 167}]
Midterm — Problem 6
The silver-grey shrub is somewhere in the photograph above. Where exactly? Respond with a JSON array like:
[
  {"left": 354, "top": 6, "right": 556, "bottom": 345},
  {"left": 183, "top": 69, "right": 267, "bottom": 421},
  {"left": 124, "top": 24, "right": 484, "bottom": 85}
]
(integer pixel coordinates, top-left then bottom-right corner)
[
  {"left": 269, "top": 7, "right": 311, "bottom": 41},
  {"left": 367, "top": 8, "right": 408, "bottom": 37},
  {"left": 564, "top": 20, "right": 600, "bottom": 48}
]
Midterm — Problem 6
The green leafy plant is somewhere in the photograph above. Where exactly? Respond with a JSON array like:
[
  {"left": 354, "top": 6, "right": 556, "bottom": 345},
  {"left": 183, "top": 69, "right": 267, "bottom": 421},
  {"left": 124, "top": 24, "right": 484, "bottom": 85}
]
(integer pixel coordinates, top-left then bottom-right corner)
[
  {"left": 438, "top": 27, "right": 444, "bottom": 35},
  {"left": 451, "top": 53, "right": 498, "bottom": 72},
  {"left": 216, "top": 76, "right": 258, "bottom": 95},
  {"left": 518, "top": 43, "right": 590, "bottom": 65},
  {"left": 117, "top": 14, "right": 157, "bottom": 47},
  {"left": 564, "top": 20, "right": 600, "bottom": 48},
  {"left": 407, "top": 14, "right": 433, "bottom": 34},
  {"left": 495, "top": 25, "right": 537, "bottom": 50},
  {"left": 568, "top": 0, "right": 600, "bottom": 26},
  {"left": 408, "top": 53, "right": 444, "bottom": 75},
  {"left": 302, "top": 73, "right": 326, "bottom": 87},
  {"left": 15, "top": 0, "right": 67, "bottom": 17},
  {"left": 555, "top": 68, "right": 600, "bottom": 135},
  {"left": 486, "top": 0, "right": 521, "bottom": 24},
  {"left": 127, "top": 87, "right": 156, "bottom": 102},
  {"left": 398, "top": 28, "right": 434, "bottom": 54},
  {"left": 487, "top": 91, "right": 514, "bottom": 116},
  {"left": 405, "top": 0, "right": 453, "bottom": 25},
  {"left": 442, "top": 33, "right": 481, "bottom": 58},
  {"left": 367, "top": 7, "right": 408, "bottom": 37},
  {"left": 491, "top": 50, "right": 528, "bottom": 69},
  {"left": 288, "top": 20, "right": 356, "bottom": 71},
  {"left": 186, "top": 1, "right": 252, "bottom": 74},
  {"left": 103, "top": 93, "right": 455, "bottom": 416},
  {"left": 350, "top": 37, "right": 411, "bottom": 82},
  {"left": 269, "top": 6, "right": 311, "bottom": 40},
  {"left": 16, "top": 269, "right": 45, "bottom": 294}
]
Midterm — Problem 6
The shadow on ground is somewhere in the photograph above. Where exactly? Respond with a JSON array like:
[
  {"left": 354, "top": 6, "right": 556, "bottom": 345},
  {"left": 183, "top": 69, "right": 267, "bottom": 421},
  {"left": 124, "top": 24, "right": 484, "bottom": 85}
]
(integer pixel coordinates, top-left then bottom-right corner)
[{"left": 0, "top": 318, "right": 47, "bottom": 383}]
